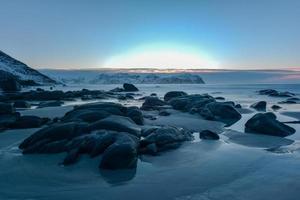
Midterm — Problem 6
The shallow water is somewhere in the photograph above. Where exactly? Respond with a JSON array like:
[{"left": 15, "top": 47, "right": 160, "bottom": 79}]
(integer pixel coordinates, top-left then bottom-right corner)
[{"left": 1, "top": 83, "right": 300, "bottom": 200}]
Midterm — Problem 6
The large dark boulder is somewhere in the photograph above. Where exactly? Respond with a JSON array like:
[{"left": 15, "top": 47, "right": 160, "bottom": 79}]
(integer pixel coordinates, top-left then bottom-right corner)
[
  {"left": 74, "top": 102, "right": 127, "bottom": 116},
  {"left": 38, "top": 101, "right": 64, "bottom": 108},
  {"left": 199, "top": 130, "right": 220, "bottom": 140},
  {"left": 0, "top": 112, "right": 20, "bottom": 129},
  {"left": 9, "top": 116, "right": 49, "bottom": 129},
  {"left": 245, "top": 112, "right": 295, "bottom": 137},
  {"left": 164, "top": 91, "right": 187, "bottom": 102},
  {"left": 169, "top": 94, "right": 215, "bottom": 111},
  {"left": 250, "top": 101, "right": 267, "bottom": 111},
  {"left": 100, "top": 133, "right": 139, "bottom": 169},
  {"left": 19, "top": 122, "right": 90, "bottom": 150},
  {"left": 89, "top": 115, "right": 141, "bottom": 137},
  {"left": 141, "top": 97, "right": 167, "bottom": 111},
  {"left": 198, "top": 102, "right": 241, "bottom": 126},
  {"left": 61, "top": 109, "right": 110, "bottom": 123},
  {"left": 258, "top": 89, "right": 295, "bottom": 97},
  {"left": 0, "top": 103, "right": 15, "bottom": 114},
  {"left": 13, "top": 100, "right": 31, "bottom": 108},
  {"left": 126, "top": 106, "right": 144, "bottom": 125},
  {"left": 139, "top": 126, "right": 193, "bottom": 154},
  {"left": 123, "top": 83, "right": 139, "bottom": 92}
]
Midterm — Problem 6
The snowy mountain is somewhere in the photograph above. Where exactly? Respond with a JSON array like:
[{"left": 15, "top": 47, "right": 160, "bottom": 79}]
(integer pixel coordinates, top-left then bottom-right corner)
[
  {"left": 0, "top": 50, "right": 56, "bottom": 85},
  {"left": 41, "top": 70, "right": 205, "bottom": 84}
]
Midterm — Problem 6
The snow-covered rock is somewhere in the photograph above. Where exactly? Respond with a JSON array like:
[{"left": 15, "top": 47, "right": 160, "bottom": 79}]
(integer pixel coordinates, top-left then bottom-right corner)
[
  {"left": 41, "top": 70, "right": 205, "bottom": 84},
  {"left": 0, "top": 50, "right": 56, "bottom": 86}
]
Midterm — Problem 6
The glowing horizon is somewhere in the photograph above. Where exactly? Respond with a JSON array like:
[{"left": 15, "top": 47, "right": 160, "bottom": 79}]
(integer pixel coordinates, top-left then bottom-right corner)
[{"left": 102, "top": 44, "right": 220, "bottom": 69}]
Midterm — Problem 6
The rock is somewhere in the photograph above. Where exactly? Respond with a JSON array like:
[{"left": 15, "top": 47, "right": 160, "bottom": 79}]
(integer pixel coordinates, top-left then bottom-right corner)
[
  {"left": 287, "top": 97, "right": 300, "bottom": 101},
  {"left": 0, "top": 70, "right": 21, "bottom": 92},
  {"left": 198, "top": 102, "right": 242, "bottom": 126},
  {"left": 250, "top": 101, "right": 267, "bottom": 111},
  {"left": 123, "top": 83, "right": 138, "bottom": 92},
  {"left": 110, "top": 87, "right": 124, "bottom": 92},
  {"left": 271, "top": 105, "right": 282, "bottom": 110},
  {"left": 9, "top": 115, "right": 49, "bottom": 129},
  {"left": 62, "top": 148, "right": 81, "bottom": 165},
  {"left": 89, "top": 115, "right": 141, "bottom": 137},
  {"left": 199, "top": 130, "right": 220, "bottom": 140},
  {"left": 99, "top": 133, "right": 139, "bottom": 169},
  {"left": 141, "top": 97, "right": 167, "bottom": 110},
  {"left": 150, "top": 93, "right": 157, "bottom": 96},
  {"left": 74, "top": 102, "right": 127, "bottom": 116},
  {"left": 140, "top": 126, "right": 193, "bottom": 153},
  {"left": 61, "top": 109, "right": 110, "bottom": 123},
  {"left": 0, "top": 103, "right": 15, "bottom": 114},
  {"left": 13, "top": 100, "right": 31, "bottom": 108},
  {"left": 126, "top": 106, "right": 144, "bottom": 125},
  {"left": 19, "top": 122, "right": 90, "bottom": 150},
  {"left": 235, "top": 104, "right": 242, "bottom": 109},
  {"left": 38, "top": 101, "right": 64, "bottom": 108},
  {"left": 169, "top": 94, "right": 215, "bottom": 111},
  {"left": 159, "top": 110, "right": 171, "bottom": 116},
  {"left": 215, "top": 97, "right": 225, "bottom": 100},
  {"left": 245, "top": 112, "right": 295, "bottom": 137},
  {"left": 0, "top": 112, "right": 20, "bottom": 129},
  {"left": 36, "top": 88, "right": 44, "bottom": 92},
  {"left": 278, "top": 100, "right": 297, "bottom": 104},
  {"left": 164, "top": 91, "right": 187, "bottom": 102},
  {"left": 258, "top": 89, "right": 278, "bottom": 95},
  {"left": 258, "top": 89, "right": 295, "bottom": 97}
]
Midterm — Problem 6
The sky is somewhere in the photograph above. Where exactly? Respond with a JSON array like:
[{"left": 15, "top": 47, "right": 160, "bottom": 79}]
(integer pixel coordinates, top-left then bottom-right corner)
[{"left": 0, "top": 0, "right": 300, "bottom": 70}]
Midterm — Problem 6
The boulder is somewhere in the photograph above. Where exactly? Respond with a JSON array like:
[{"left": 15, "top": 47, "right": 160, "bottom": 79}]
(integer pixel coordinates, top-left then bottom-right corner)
[
  {"left": 271, "top": 105, "right": 282, "bottom": 110},
  {"left": 61, "top": 109, "right": 110, "bottom": 123},
  {"left": 38, "top": 101, "right": 64, "bottom": 108},
  {"left": 74, "top": 102, "right": 127, "bottom": 116},
  {"left": 140, "top": 126, "right": 193, "bottom": 153},
  {"left": 169, "top": 94, "right": 215, "bottom": 111},
  {"left": 250, "top": 101, "right": 267, "bottom": 111},
  {"left": 215, "top": 97, "right": 225, "bottom": 100},
  {"left": 0, "top": 103, "right": 15, "bottom": 114},
  {"left": 13, "top": 100, "right": 31, "bottom": 108},
  {"left": 123, "top": 83, "right": 138, "bottom": 92},
  {"left": 141, "top": 97, "right": 167, "bottom": 110},
  {"left": 89, "top": 115, "right": 141, "bottom": 137},
  {"left": 235, "top": 104, "right": 242, "bottom": 109},
  {"left": 0, "top": 112, "right": 20, "bottom": 129},
  {"left": 100, "top": 133, "right": 139, "bottom": 169},
  {"left": 126, "top": 106, "right": 144, "bottom": 125},
  {"left": 19, "top": 122, "right": 90, "bottom": 150},
  {"left": 198, "top": 102, "right": 242, "bottom": 126},
  {"left": 164, "top": 91, "right": 187, "bottom": 102},
  {"left": 245, "top": 112, "right": 295, "bottom": 137},
  {"left": 159, "top": 110, "right": 171, "bottom": 116},
  {"left": 199, "top": 130, "right": 219, "bottom": 140},
  {"left": 9, "top": 116, "right": 49, "bottom": 129}
]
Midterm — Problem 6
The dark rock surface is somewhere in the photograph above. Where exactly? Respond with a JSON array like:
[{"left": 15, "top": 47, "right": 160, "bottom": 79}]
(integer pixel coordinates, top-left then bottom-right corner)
[
  {"left": 164, "top": 91, "right": 187, "bottom": 102},
  {"left": 250, "top": 101, "right": 267, "bottom": 111},
  {"left": 141, "top": 97, "right": 167, "bottom": 110},
  {"left": 139, "top": 126, "right": 193, "bottom": 154},
  {"left": 123, "top": 83, "right": 139, "bottom": 92},
  {"left": 258, "top": 89, "right": 295, "bottom": 97},
  {"left": 13, "top": 100, "right": 31, "bottom": 108},
  {"left": 245, "top": 112, "right": 295, "bottom": 137},
  {"left": 271, "top": 105, "right": 282, "bottom": 110},
  {"left": 199, "top": 130, "right": 220, "bottom": 140}
]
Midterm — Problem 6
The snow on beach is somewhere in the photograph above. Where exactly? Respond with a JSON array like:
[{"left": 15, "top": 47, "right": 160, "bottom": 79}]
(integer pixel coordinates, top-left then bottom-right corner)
[{"left": 0, "top": 83, "right": 300, "bottom": 200}]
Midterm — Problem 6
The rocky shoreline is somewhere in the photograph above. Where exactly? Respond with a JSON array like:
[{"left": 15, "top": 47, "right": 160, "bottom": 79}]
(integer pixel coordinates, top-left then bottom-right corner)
[{"left": 0, "top": 84, "right": 298, "bottom": 174}]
